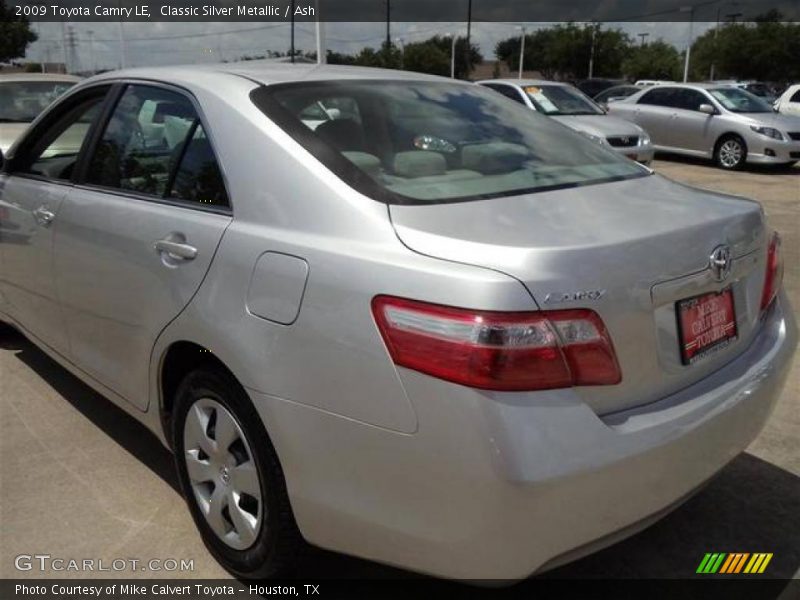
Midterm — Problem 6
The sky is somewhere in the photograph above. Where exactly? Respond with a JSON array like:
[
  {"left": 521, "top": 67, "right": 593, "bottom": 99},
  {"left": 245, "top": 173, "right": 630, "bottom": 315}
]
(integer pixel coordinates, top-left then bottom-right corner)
[{"left": 25, "top": 20, "right": 717, "bottom": 74}]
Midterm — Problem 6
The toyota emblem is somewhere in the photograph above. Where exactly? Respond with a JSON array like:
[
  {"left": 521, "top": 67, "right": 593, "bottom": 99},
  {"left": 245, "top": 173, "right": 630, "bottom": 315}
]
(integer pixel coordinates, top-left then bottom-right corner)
[{"left": 709, "top": 245, "right": 733, "bottom": 281}]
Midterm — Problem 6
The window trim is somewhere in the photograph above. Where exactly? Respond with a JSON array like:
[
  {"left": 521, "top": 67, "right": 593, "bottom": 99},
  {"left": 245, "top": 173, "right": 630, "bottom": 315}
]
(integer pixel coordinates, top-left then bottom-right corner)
[{"left": 73, "top": 78, "right": 232, "bottom": 215}]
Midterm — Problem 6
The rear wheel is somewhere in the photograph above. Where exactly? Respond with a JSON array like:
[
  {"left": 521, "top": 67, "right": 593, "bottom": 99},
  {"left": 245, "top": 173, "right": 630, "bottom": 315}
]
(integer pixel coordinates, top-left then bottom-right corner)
[
  {"left": 172, "top": 368, "right": 304, "bottom": 578},
  {"left": 714, "top": 135, "right": 747, "bottom": 170}
]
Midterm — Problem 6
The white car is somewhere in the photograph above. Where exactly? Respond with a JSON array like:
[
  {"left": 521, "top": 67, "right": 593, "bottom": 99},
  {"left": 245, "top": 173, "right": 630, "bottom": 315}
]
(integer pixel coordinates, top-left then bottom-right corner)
[{"left": 774, "top": 84, "right": 800, "bottom": 116}]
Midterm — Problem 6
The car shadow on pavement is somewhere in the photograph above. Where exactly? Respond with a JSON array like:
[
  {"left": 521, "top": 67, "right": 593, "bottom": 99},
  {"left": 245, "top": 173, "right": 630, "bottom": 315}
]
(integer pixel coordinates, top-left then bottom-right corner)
[
  {"left": 1, "top": 323, "right": 181, "bottom": 494},
  {"left": 3, "top": 323, "right": 799, "bottom": 582},
  {"left": 656, "top": 153, "right": 800, "bottom": 175}
]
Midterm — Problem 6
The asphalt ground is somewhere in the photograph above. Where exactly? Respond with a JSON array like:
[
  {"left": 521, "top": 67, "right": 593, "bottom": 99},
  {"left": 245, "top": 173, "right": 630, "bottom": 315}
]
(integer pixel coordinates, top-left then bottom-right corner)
[{"left": 1, "top": 157, "right": 798, "bottom": 585}]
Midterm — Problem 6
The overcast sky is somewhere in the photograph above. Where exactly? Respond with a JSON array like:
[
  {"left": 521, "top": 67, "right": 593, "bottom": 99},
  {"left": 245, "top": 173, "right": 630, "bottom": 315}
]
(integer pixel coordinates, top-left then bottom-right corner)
[{"left": 26, "top": 21, "right": 716, "bottom": 73}]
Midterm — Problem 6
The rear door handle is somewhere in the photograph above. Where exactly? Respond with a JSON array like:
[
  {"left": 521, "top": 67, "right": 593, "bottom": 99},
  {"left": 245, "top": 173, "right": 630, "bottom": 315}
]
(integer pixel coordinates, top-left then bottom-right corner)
[
  {"left": 32, "top": 206, "right": 55, "bottom": 227},
  {"left": 154, "top": 239, "right": 198, "bottom": 260}
]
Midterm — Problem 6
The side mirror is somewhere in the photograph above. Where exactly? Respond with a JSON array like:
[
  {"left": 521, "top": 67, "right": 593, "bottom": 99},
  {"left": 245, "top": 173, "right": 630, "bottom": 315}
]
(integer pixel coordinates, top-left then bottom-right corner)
[{"left": 698, "top": 103, "right": 716, "bottom": 115}]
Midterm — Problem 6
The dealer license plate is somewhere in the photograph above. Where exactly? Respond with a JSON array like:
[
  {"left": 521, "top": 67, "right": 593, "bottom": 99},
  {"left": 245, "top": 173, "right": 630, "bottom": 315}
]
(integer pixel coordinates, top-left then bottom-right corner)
[{"left": 677, "top": 288, "right": 737, "bottom": 365}]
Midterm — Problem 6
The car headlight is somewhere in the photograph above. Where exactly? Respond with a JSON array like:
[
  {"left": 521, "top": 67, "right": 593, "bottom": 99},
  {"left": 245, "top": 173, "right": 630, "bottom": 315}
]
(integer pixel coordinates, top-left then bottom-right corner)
[
  {"left": 750, "top": 125, "right": 784, "bottom": 141},
  {"left": 638, "top": 132, "right": 651, "bottom": 146}
]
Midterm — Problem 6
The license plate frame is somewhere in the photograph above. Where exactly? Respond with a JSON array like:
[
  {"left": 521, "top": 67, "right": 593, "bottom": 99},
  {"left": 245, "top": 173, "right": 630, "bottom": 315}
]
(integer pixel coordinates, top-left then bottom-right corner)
[{"left": 676, "top": 288, "right": 738, "bottom": 365}]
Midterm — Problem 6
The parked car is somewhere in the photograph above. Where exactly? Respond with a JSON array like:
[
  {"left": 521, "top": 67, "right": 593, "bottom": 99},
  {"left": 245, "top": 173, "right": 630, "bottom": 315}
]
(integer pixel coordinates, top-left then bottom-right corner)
[
  {"left": 0, "top": 73, "right": 81, "bottom": 154},
  {"left": 594, "top": 84, "right": 644, "bottom": 108},
  {"left": 574, "top": 78, "right": 625, "bottom": 98},
  {"left": 1, "top": 63, "right": 795, "bottom": 581},
  {"left": 478, "top": 79, "right": 654, "bottom": 164},
  {"left": 635, "top": 79, "right": 675, "bottom": 87},
  {"left": 711, "top": 81, "right": 778, "bottom": 105},
  {"left": 608, "top": 83, "right": 800, "bottom": 169},
  {"left": 774, "top": 83, "right": 800, "bottom": 116}
]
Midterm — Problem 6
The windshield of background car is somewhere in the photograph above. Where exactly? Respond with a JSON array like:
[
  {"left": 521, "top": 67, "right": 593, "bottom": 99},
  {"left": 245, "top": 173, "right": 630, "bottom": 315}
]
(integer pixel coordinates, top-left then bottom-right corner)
[
  {"left": 709, "top": 87, "right": 773, "bottom": 113},
  {"left": 523, "top": 85, "right": 604, "bottom": 116},
  {"left": 0, "top": 81, "right": 76, "bottom": 122},
  {"left": 252, "top": 81, "right": 645, "bottom": 204}
]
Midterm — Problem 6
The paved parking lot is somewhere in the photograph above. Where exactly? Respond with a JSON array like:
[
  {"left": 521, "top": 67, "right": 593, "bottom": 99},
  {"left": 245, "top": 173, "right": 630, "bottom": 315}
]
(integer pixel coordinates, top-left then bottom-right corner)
[{"left": 1, "top": 158, "right": 798, "bottom": 582}]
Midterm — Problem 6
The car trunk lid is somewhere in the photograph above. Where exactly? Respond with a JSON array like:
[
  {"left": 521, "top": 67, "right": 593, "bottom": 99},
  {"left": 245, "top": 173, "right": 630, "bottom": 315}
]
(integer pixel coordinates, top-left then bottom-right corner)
[{"left": 389, "top": 174, "right": 767, "bottom": 415}]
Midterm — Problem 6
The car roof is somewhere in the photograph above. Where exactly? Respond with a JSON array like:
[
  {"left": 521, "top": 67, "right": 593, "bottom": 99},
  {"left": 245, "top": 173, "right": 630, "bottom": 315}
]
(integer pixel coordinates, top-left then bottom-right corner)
[
  {"left": 87, "top": 61, "right": 451, "bottom": 87},
  {"left": 0, "top": 73, "right": 82, "bottom": 83},
  {"left": 477, "top": 79, "right": 566, "bottom": 87}
]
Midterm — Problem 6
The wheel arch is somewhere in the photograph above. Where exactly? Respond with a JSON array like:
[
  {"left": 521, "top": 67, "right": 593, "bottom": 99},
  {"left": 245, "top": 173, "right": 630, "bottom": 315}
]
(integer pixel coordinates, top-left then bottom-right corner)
[{"left": 158, "top": 340, "right": 240, "bottom": 449}]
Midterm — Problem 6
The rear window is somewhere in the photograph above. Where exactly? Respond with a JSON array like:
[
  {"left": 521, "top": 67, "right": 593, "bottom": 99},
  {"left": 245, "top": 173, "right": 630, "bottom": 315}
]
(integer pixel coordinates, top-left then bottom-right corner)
[{"left": 251, "top": 80, "right": 647, "bottom": 205}]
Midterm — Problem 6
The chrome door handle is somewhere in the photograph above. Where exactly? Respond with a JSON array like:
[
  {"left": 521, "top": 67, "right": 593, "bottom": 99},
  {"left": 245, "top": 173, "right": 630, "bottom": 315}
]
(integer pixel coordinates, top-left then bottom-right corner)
[
  {"left": 32, "top": 206, "right": 55, "bottom": 227},
  {"left": 154, "top": 239, "right": 198, "bottom": 260}
]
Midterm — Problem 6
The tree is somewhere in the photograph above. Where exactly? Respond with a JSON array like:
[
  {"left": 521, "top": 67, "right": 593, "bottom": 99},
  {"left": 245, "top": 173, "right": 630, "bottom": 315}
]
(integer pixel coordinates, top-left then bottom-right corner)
[
  {"left": 326, "top": 36, "right": 481, "bottom": 79},
  {"left": 403, "top": 36, "right": 482, "bottom": 79},
  {"left": 0, "top": 0, "right": 38, "bottom": 63},
  {"left": 621, "top": 40, "right": 682, "bottom": 81},
  {"left": 688, "top": 16, "right": 800, "bottom": 83},
  {"left": 495, "top": 24, "right": 631, "bottom": 80}
]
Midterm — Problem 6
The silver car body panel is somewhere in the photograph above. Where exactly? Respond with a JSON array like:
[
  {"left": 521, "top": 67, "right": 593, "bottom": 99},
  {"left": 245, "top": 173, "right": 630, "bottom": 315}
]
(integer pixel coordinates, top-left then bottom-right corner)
[
  {"left": 608, "top": 83, "right": 800, "bottom": 164},
  {"left": 0, "top": 63, "right": 796, "bottom": 580}
]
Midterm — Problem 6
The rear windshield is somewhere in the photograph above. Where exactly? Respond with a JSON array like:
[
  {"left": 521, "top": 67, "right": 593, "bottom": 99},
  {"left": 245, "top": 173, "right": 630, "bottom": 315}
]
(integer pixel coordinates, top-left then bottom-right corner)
[
  {"left": 0, "top": 80, "right": 76, "bottom": 123},
  {"left": 251, "top": 80, "right": 646, "bottom": 205}
]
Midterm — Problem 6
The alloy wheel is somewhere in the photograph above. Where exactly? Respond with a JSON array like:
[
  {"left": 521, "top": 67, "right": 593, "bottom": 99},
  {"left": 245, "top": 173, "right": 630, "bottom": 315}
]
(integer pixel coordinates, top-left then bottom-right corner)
[
  {"left": 719, "top": 139, "right": 743, "bottom": 169},
  {"left": 182, "top": 398, "right": 263, "bottom": 550}
]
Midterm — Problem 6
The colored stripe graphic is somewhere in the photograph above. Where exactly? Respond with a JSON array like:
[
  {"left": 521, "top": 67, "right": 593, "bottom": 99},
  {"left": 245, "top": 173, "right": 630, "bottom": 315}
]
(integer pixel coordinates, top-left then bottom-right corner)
[{"left": 698, "top": 553, "right": 773, "bottom": 574}]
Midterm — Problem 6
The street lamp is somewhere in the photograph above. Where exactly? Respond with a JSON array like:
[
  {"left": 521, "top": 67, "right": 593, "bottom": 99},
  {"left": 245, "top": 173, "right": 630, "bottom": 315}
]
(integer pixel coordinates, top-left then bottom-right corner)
[
  {"left": 445, "top": 33, "right": 457, "bottom": 78},
  {"left": 517, "top": 26, "right": 526, "bottom": 79},
  {"left": 680, "top": 5, "right": 694, "bottom": 82},
  {"left": 711, "top": 2, "right": 740, "bottom": 80}
]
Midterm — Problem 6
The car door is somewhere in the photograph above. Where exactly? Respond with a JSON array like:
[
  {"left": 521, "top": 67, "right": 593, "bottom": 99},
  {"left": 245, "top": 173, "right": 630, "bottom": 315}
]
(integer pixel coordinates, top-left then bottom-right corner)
[
  {"left": 630, "top": 87, "right": 678, "bottom": 147},
  {"left": 0, "top": 86, "right": 110, "bottom": 355},
  {"left": 662, "top": 89, "right": 717, "bottom": 153},
  {"left": 53, "top": 82, "right": 232, "bottom": 410}
]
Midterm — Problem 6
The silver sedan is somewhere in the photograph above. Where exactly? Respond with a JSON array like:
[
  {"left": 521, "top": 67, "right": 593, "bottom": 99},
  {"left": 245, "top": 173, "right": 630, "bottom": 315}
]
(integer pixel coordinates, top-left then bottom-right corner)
[
  {"left": 0, "top": 63, "right": 795, "bottom": 581},
  {"left": 478, "top": 79, "right": 655, "bottom": 164},
  {"left": 608, "top": 83, "right": 800, "bottom": 170}
]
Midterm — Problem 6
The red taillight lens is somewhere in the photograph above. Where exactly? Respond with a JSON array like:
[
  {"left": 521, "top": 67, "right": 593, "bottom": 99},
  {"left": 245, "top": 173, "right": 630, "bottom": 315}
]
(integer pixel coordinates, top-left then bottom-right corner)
[
  {"left": 371, "top": 296, "right": 621, "bottom": 391},
  {"left": 760, "top": 232, "right": 783, "bottom": 312}
]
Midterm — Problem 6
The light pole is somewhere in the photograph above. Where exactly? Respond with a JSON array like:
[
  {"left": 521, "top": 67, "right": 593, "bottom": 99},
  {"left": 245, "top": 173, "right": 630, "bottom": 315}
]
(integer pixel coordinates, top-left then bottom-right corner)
[
  {"left": 87, "top": 29, "right": 96, "bottom": 74},
  {"left": 445, "top": 33, "right": 457, "bottom": 79},
  {"left": 396, "top": 37, "right": 405, "bottom": 70},
  {"left": 711, "top": 2, "right": 740, "bottom": 80},
  {"left": 588, "top": 24, "right": 597, "bottom": 79},
  {"left": 518, "top": 26, "right": 526, "bottom": 79},
  {"left": 681, "top": 5, "right": 694, "bottom": 82}
]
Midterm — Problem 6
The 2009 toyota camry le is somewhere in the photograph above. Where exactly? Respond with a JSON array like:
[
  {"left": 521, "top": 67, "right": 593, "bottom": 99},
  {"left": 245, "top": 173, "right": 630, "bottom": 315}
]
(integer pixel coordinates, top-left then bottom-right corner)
[{"left": 0, "top": 63, "right": 796, "bottom": 581}]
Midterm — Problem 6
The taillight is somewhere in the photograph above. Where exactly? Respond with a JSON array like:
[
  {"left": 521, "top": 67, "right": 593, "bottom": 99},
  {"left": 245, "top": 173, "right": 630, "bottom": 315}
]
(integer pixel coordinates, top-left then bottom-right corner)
[
  {"left": 760, "top": 232, "right": 783, "bottom": 312},
  {"left": 371, "top": 296, "right": 621, "bottom": 391}
]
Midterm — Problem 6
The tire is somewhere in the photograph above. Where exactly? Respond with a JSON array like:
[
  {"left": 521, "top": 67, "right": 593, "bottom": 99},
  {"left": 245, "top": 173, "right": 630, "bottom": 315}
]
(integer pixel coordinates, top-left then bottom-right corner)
[
  {"left": 714, "top": 135, "right": 747, "bottom": 170},
  {"left": 172, "top": 368, "right": 304, "bottom": 578}
]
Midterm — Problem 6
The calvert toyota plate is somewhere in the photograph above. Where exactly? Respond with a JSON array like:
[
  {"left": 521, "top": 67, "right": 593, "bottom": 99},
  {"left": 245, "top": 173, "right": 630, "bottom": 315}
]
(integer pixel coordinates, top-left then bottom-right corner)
[{"left": 677, "top": 288, "right": 738, "bottom": 365}]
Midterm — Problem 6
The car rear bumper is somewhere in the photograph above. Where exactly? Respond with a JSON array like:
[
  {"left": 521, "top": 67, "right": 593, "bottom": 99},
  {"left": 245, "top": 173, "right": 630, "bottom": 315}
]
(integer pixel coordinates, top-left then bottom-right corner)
[{"left": 248, "top": 291, "right": 796, "bottom": 581}]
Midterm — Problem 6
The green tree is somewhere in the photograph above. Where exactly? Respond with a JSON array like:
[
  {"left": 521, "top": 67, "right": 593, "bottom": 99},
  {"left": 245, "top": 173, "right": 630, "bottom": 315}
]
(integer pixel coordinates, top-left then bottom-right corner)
[
  {"left": 621, "top": 40, "right": 682, "bottom": 81},
  {"left": 689, "top": 15, "right": 800, "bottom": 83},
  {"left": 0, "top": 0, "right": 38, "bottom": 63},
  {"left": 495, "top": 24, "right": 631, "bottom": 80},
  {"left": 403, "top": 36, "right": 482, "bottom": 79}
]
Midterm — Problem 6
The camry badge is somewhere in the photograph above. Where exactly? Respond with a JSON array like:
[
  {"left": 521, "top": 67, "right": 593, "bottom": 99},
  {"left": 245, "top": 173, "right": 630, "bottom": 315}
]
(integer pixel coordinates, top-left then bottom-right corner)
[{"left": 709, "top": 245, "right": 733, "bottom": 282}]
